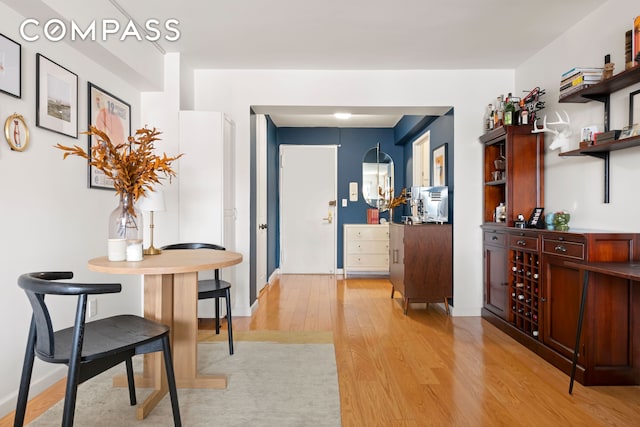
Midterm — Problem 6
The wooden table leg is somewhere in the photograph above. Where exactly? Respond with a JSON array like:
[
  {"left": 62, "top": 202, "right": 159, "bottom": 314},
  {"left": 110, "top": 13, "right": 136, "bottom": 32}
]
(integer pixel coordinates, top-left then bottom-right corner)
[
  {"left": 172, "top": 272, "right": 227, "bottom": 388},
  {"left": 113, "top": 273, "right": 173, "bottom": 419}
]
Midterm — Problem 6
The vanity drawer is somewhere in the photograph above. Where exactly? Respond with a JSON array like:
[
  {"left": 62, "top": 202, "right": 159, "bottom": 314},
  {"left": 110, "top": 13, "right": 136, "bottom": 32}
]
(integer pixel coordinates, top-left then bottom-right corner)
[
  {"left": 509, "top": 234, "right": 538, "bottom": 251},
  {"left": 346, "top": 240, "right": 389, "bottom": 254},
  {"left": 542, "top": 239, "right": 585, "bottom": 260},
  {"left": 484, "top": 230, "right": 506, "bottom": 246},
  {"left": 346, "top": 226, "right": 389, "bottom": 241},
  {"left": 346, "top": 254, "right": 389, "bottom": 268}
]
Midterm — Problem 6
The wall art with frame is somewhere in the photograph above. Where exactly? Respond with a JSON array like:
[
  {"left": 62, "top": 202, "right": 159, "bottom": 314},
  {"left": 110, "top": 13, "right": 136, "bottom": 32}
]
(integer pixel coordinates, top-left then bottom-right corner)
[
  {"left": 0, "top": 33, "right": 21, "bottom": 98},
  {"left": 432, "top": 143, "right": 447, "bottom": 186},
  {"left": 36, "top": 53, "right": 78, "bottom": 138},
  {"left": 629, "top": 89, "right": 640, "bottom": 128},
  {"left": 87, "top": 82, "right": 131, "bottom": 190}
]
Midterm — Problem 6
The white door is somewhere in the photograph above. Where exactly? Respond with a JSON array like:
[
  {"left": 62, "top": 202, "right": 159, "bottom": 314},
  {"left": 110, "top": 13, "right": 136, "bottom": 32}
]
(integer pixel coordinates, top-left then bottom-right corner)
[
  {"left": 256, "top": 114, "right": 268, "bottom": 293},
  {"left": 413, "top": 130, "right": 431, "bottom": 187},
  {"left": 280, "top": 145, "right": 337, "bottom": 274}
]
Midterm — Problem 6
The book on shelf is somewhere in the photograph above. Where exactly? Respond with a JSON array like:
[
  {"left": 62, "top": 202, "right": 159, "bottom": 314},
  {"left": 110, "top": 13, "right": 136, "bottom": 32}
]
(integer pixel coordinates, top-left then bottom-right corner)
[
  {"left": 559, "top": 74, "right": 602, "bottom": 91},
  {"left": 560, "top": 72, "right": 602, "bottom": 87},
  {"left": 559, "top": 83, "right": 592, "bottom": 98},
  {"left": 561, "top": 67, "right": 604, "bottom": 79}
]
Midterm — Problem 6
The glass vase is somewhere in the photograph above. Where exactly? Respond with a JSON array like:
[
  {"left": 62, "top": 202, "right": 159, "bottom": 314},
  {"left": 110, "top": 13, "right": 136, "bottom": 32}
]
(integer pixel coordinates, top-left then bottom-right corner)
[{"left": 108, "top": 193, "right": 143, "bottom": 261}]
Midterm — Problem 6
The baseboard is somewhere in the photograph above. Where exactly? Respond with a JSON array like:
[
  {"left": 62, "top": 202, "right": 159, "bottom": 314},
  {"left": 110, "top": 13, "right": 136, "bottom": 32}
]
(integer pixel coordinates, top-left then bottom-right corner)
[{"left": 0, "top": 366, "right": 66, "bottom": 420}]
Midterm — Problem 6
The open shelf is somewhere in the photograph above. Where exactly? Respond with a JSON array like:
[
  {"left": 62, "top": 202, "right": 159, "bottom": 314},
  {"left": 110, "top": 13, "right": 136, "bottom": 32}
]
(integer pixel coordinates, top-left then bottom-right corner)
[
  {"left": 559, "top": 65, "right": 640, "bottom": 104},
  {"left": 557, "top": 65, "right": 640, "bottom": 203}
]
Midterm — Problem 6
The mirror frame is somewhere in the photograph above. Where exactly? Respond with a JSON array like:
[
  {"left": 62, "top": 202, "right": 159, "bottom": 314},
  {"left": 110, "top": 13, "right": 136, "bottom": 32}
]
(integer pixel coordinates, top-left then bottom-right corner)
[{"left": 362, "top": 144, "right": 394, "bottom": 212}]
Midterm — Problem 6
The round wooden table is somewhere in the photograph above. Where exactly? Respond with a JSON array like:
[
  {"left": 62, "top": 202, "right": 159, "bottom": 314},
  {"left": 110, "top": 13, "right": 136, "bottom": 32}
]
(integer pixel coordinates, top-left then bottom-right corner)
[{"left": 88, "top": 248, "right": 242, "bottom": 419}]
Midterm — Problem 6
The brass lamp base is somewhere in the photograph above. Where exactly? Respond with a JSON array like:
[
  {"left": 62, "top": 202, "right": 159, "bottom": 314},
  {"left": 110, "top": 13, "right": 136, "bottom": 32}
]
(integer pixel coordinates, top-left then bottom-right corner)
[{"left": 144, "top": 245, "right": 162, "bottom": 255}]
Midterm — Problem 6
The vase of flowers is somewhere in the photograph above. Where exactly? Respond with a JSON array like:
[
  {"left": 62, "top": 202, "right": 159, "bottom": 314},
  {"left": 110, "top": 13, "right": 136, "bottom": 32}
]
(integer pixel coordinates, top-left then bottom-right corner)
[{"left": 56, "top": 126, "right": 183, "bottom": 261}]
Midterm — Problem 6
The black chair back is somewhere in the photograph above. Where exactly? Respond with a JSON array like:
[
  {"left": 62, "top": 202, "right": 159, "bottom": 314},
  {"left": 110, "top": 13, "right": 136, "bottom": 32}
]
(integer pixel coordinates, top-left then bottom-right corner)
[{"left": 18, "top": 272, "right": 121, "bottom": 359}]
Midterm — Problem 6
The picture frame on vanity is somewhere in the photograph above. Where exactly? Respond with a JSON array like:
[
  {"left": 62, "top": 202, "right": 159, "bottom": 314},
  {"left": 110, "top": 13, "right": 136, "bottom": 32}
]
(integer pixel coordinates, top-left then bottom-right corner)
[
  {"left": 0, "top": 33, "right": 21, "bottom": 98},
  {"left": 432, "top": 143, "right": 447, "bottom": 186},
  {"left": 87, "top": 82, "right": 131, "bottom": 190},
  {"left": 36, "top": 54, "right": 78, "bottom": 138}
]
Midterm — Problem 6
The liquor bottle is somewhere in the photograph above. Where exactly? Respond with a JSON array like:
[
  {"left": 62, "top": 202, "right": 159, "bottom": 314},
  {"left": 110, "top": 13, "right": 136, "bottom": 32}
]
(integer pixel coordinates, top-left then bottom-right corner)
[
  {"left": 520, "top": 99, "right": 529, "bottom": 125},
  {"left": 518, "top": 294, "right": 525, "bottom": 301},
  {"left": 504, "top": 93, "right": 515, "bottom": 125},
  {"left": 496, "top": 95, "right": 504, "bottom": 127},
  {"left": 484, "top": 104, "right": 493, "bottom": 132}
]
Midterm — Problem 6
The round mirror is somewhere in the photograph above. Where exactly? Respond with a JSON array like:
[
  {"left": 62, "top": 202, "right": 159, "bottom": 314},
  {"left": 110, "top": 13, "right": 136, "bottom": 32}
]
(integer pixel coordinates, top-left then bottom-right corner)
[{"left": 362, "top": 145, "right": 394, "bottom": 211}]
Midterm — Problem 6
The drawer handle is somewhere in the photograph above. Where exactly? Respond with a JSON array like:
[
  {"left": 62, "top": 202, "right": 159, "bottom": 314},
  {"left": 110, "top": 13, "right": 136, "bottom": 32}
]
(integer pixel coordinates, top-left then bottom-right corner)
[
  {"left": 554, "top": 245, "right": 567, "bottom": 253},
  {"left": 392, "top": 249, "right": 399, "bottom": 264},
  {"left": 517, "top": 240, "right": 526, "bottom": 246},
  {"left": 492, "top": 236, "right": 498, "bottom": 241}
]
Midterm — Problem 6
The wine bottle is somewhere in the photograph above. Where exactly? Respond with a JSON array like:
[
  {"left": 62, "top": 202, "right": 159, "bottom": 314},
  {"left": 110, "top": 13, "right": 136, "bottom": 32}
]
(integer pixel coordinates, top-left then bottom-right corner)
[{"left": 504, "top": 93, "right": 515, "bottom": 125}]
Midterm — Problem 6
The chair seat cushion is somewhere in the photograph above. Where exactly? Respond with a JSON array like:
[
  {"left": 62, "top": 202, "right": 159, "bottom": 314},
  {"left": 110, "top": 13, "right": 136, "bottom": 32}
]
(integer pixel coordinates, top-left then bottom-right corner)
[
  {"left": 197, "top": 279, "right": 232, "bottom": 299},
  {"left": 40, "top": 315, "right": 169, "bottom": 363}
]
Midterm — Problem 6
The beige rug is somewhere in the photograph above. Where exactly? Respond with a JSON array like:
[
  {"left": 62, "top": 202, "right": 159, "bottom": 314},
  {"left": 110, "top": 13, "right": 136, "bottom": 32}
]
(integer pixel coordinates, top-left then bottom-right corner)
[{"left": 28, "top": 332, "right": 341, "bottom": 426}]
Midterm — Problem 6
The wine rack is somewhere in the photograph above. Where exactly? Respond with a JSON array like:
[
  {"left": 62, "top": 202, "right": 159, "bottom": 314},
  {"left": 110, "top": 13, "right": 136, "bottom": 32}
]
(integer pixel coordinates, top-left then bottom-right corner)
[{"left": 509, "top": 249, "right": 540, "bottom": 338}]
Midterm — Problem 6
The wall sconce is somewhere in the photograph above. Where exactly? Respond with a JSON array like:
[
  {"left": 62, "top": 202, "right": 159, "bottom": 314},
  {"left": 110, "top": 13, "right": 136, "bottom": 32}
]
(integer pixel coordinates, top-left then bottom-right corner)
[{"left": 139, "top": 190, "right": 166, "bottom": 255}]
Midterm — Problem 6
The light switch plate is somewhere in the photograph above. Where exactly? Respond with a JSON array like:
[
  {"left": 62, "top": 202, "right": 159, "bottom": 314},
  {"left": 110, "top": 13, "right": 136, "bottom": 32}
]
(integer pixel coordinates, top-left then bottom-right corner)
[
  {"left": 349, "top": 182, "right": 358, "bottom": 201},
  {"left": 342, "top": 198, "right": 348, "bottom": 207}
]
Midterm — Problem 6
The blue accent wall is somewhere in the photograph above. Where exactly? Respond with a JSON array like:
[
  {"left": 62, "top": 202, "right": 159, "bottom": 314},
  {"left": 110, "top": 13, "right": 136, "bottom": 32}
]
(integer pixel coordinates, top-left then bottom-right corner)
[
  {"left": 275, "top": 127, "right": 402, "bottom": 269},
  {"left": 263, "top": 112, "right": 453, "bottom": 274},
  {"left": 402, "top": 109, "right": 455, "bottom": 222},
  {"left": 266, "top": 116, "right": 279, "bottom": 279}
]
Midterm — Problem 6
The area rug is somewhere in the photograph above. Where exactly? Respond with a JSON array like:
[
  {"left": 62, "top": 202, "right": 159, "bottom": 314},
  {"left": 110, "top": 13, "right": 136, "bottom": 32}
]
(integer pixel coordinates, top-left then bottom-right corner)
[{"left": 28, "top": 332, "right": 341, "bottom": 426}]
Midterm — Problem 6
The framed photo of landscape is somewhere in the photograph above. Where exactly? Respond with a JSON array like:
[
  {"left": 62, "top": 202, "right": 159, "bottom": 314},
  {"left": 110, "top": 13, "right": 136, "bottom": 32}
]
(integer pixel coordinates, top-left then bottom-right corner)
[
  {"left": 0, "top": 33, "right": 21, "bottom": 98},
  {"left": 88, "top": 82, "right": 131, "bottom": 190},
  {"left": 36, "top": 53, "right": 78, "bottom": 138}
]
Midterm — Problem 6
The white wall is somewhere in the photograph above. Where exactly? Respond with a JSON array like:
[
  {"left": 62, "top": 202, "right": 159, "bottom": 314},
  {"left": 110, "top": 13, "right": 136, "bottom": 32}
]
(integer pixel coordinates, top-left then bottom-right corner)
[
  {"left": 192, "top": 68, "right": 514, "bottom": 318},
  {"left": 0, "top": 3, "right": 145, "bottom": 416},
  {"left": 517, "top": 0, "right": 640, "bottom": 230}
]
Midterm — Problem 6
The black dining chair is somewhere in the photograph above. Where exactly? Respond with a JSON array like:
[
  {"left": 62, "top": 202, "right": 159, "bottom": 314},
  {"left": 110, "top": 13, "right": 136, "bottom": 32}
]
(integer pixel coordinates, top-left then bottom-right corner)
[
  {"left": 161, "top": 243, "right": 234, "bottom": 355},
  {"left": 14, "top": 271, "right": 181, "bottom": 427}
]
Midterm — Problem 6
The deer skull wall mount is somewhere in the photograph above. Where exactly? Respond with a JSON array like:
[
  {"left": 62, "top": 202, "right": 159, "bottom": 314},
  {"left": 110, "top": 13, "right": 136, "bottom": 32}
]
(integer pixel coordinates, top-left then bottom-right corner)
[{"left": 532, "top": 111, "right": 572, "bottom": 152}]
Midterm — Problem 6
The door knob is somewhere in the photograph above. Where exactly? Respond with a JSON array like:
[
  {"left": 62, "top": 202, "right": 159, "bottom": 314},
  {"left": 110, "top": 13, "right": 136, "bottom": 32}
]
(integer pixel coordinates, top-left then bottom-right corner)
[
  {"left": 259, "top": 223, "right": 268, "bottom": 230},
  {"left": 322, "top": 212, "right": 333, "bottom": 224}
]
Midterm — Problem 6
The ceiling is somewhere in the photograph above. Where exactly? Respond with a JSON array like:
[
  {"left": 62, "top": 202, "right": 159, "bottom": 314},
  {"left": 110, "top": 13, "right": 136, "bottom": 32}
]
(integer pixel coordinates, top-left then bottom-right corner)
[{"left": 5, "top": 0, "right": 607, "bottom": 127}]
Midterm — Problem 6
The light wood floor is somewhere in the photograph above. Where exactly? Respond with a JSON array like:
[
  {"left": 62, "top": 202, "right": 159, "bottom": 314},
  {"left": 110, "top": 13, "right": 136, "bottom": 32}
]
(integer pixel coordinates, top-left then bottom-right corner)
[{"left": 3, "top": 275, "right": 640, "bottom": 426}]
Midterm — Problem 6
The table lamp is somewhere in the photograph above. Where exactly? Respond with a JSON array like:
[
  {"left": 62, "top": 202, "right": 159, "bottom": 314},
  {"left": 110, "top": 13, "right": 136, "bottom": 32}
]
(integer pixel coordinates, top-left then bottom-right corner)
[{"left": 139, "top": 190, "right": 166, "bottom": 255}]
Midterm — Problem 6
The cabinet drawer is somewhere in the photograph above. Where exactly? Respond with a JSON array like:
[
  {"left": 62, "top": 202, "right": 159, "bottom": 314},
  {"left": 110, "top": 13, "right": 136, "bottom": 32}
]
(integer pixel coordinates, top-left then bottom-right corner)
[
  {"left": 347, "top": 240, "right": 389, "bottom": 254},
  {"left": 509, "top": 234, "right": 538, "bottom": 251},
  {"left": 346, "top": 254, "right": 389, "bottom": 268},
  {"left": 542, "top": 239, "right": 585, "bottom": 260},
  {"left": 484, "top": 230, "right": 506, "bottom": 246},
  {"left": 346, "top": 226, "right": 389, "bottom": 241}
]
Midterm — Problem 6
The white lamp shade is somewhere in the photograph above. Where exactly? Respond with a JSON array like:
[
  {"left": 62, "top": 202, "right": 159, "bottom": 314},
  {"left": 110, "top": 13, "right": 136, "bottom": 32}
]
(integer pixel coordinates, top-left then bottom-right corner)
[{"left": 139, "top": 190, "right": 166, "bottom": 212}]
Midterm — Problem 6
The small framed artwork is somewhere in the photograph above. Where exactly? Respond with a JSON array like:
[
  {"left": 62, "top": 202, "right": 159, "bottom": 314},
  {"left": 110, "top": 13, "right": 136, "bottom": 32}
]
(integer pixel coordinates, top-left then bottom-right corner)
[
  {"left": 0, "top": 33, "right": 21, "bottom": 98},
  {"left": 4, "top": 113, "right": 29, "bottom": 151},
  {"left": 619, "top": 125, "right": 634, "bottom": 139},
  {"left": 527, "top": 207, "right": 545, "bottom": 229},
  {"left": 630, "top": 89, "right": 640, "bottom": 128},
  {"left": 88, "top": 82, "right": 131, "bottom": 190},
  {"left": 36, "top": 54, "right": 78, "bottom": 138},
  {"left": 432, "top": 143, "right": 447, "bottom": 186}
]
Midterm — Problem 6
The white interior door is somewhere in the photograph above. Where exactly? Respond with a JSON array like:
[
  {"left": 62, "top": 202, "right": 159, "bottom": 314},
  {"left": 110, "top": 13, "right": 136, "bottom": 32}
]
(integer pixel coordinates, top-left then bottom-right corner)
[
  {"left": 256, "top": 114, "right": 268, "bottom": 293},
  {"left": 280, "top": 145, "right": 337, "bottom": 274}
]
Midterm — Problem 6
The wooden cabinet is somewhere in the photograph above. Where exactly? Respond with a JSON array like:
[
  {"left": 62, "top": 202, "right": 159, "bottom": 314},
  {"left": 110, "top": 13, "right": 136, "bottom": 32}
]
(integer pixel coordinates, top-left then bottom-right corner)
[
  {"left": 343, "top": 224, "right": 389, "bottom": 277},
  {"left": 482, "top": 225, "right": 508, "bottom": 319},
  {"left": 483, "top": 227, "right": 640, "bottom": 386},
  {"left": 540, "top": 232, "right": 640, "bottom": 385},
  {"left": 389, "top": 223, "right": 452, "bottom": 315},
  {"left": 480, "top": 125, "right": 544, "bottom": 226}
]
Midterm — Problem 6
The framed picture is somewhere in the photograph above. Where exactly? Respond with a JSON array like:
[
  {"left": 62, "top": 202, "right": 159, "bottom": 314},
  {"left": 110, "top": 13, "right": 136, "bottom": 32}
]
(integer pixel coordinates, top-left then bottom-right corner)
[
  {"left": 88, "top": 82, "right": 131, "bottom": 190},
  {"left": 527, "top": 207, "right": 544, "bottom": 229},
  {"left": 36, "top": 54, "right": 78, "bottom": 138},
  {"left": 432, "top": 143, "right": 447, "bottom": 186},
  {"left": 4, "top": 113, "right": 29, "bottom": 151},
  {"left": 629, "top": 89, "right": 640, "bottom": 128},
  {"left": 0, "top": 33, "right": 21, "bottom": 98}
]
